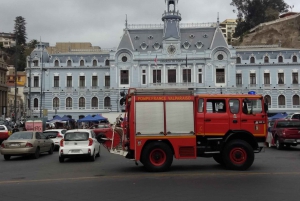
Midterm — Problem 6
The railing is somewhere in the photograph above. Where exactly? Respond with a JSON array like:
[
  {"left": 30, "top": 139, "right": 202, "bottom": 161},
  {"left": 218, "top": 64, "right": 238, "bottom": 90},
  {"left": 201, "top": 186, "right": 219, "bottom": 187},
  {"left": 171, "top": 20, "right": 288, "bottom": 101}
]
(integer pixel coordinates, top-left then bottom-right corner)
[
  {"left": 91, "top": 107, "right": 98, "bottom": 110},
  {"left": 127, "top": 22, "right": 216, "bottom": 30},
  {"left": 278, "top": 105, "right": 286, "bottom": 108},
  {"left": 79, "top": 107, "right": 85, "bottom": 110},
  {"left": 293, "top": 105, "right": 300, "bottom": 108},
  {"left": 66, "top": 107, "right": 72, "bottom": 110},
  {"left": 263, "top": 84, "right": 271, "bottom": 88},
  {"left": 52, "top": 87, "right": 61, "bottom": 91}
]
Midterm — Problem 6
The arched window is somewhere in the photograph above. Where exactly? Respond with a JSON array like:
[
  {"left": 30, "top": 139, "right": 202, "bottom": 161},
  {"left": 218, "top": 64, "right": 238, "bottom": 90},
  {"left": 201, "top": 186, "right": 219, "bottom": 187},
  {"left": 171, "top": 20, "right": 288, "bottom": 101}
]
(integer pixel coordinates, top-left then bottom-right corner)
[
  {"left": 34, "top": 98, "right": 39, "bottom": 107},
  {"left": 79, "top": 97, "right": 85, "bottom": 107},
  {"left": 278, "top": 95, "right": 285, "bottom": 106},
  {"left": 93, "top": 60, "right": 97, "bottom": 67},
  {"left": 105, "top": 60, "right": 110, "bottom": 66},
  {"left": 91, "top": 97, "right": 98, "bottom": 108},
  {"left": 80, "top": 60, "right": 84, "bottom": 66},
  {"left": 293, "top": 95, "right": 300, "bottom": 106},
  {"left": 53, "top": 97, "right": 59, "bottom": 108},
  {"left": 79, "top": 115, "right": 85, "bottom": 119},
  {"left": 264, "top": 95, "right": 271, "bottom": 106},
  {"left": 66, "top": 97, "right": 72, "bottom": 108},
  {"left": 250, "top": 57, "right": 255, "bottom": 64},
  {"left": 67, "top": 115, "right": 72, "bottom": 119},
  {"left": 292, "top": 56, "right": 298, "bottom": 63},
  {"left": 67, "top": 60, "right": 72, "bottom": 66},
  {"left": 278, "top": 56, "right": 283, "bottom": 63},
  {"left": 54, "top": 60, "right": 59, "bottom": 67},
  {"left": 264, "top": 56, "right": 269, "bottom": 63},
  {"left": 104, "top": 97, "right": 111, "bottom": 108},
  {"left": 236, "top": 57, "right": 241, "bottom": 64}
]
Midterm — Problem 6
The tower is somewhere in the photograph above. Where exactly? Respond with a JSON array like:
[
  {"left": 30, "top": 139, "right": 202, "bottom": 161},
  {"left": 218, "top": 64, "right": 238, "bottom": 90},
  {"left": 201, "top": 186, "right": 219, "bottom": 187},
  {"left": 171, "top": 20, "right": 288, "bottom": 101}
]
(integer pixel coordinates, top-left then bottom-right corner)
[{"left": 162, "top": 0, "right": 181, "bottom": 40}]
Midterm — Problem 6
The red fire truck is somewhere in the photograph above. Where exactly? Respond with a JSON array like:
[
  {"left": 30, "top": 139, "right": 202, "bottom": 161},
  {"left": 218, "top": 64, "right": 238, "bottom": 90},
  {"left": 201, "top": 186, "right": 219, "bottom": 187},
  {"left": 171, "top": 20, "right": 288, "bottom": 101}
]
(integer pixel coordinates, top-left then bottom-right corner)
[{"left": 103, "top": 88, "right": 268, "bottom": 172}]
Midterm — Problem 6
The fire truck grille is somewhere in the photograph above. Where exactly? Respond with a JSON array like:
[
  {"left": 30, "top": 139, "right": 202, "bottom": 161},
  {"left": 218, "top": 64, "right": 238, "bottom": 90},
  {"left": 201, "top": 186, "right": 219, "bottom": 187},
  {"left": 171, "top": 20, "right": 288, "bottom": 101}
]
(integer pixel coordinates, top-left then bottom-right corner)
[{"left": 179, "top": 146, "right": 195, "bottom": 157}]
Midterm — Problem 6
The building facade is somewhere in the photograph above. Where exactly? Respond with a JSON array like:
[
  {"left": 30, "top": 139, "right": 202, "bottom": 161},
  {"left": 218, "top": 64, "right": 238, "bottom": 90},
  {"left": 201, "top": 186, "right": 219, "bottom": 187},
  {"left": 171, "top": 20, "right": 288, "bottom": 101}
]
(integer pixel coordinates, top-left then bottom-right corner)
[
  {"left": 0, "top": 53, "right": 8, "bottom": 119},
  {"left": 0, "top": 33, "right": 16, "bottom": 48},
  {"left": 24, "top": 0, "right": 300, "bottom": 120}
]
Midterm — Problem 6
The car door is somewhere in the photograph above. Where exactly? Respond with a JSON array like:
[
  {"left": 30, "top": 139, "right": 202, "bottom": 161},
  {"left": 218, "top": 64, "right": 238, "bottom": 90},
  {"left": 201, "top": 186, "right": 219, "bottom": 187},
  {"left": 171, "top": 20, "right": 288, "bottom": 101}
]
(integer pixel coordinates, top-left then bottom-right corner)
[
  {"left": 41, "top": 132, "right": 52, "bottom": 151},
  {"left": 35, "top": 132, "right": 45, "bottom": 152},
  {"left": 91, "top": 131, "right": 99, "bottom": 153}
]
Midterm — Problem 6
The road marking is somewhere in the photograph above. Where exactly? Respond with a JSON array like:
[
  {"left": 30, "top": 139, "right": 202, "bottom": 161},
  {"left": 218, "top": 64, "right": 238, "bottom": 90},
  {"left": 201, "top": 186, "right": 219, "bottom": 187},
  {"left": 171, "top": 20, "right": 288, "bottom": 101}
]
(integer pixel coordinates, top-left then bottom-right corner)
[{"left": 1, "top": 171, "right": 300, "bottom": 185}]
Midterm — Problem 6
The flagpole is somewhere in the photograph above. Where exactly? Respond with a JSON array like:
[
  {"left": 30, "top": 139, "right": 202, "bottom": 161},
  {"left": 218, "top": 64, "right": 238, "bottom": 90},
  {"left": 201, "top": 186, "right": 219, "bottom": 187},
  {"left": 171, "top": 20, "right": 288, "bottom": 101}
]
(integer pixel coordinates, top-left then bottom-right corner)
[{"left": 186, "top": 54, "right": 188, "bottom": 86}]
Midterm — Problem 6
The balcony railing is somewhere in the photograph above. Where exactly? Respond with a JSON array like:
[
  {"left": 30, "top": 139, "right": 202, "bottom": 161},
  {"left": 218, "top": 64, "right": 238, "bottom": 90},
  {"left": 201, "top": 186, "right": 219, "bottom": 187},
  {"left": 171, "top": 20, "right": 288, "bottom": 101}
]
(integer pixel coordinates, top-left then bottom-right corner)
[
  {"left": 278, "top": 105, "right": 286, "bottom": 108},
  {"left": 66, "top": 107, "right": 72, "bottom": 110},
  {"left": 293, "top": 105, "right": 300, "bottom": 108},
  {"left": 79, "top": 107, "right": 86, "bottom": 110},
  {"left": 263, "top": 84, "right": 271, "bottom": 88}
]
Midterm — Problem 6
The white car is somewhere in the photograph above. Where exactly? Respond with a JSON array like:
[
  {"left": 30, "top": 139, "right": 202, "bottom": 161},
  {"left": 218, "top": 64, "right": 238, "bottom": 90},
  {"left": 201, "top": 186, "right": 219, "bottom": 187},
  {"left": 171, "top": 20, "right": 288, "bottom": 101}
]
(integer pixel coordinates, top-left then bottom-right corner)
[
  {"left": 43, "top": 129, "right": 67, "bottom": 149},
  {"left": 59, "top": 129, "right": 100, "bottom": 162}
]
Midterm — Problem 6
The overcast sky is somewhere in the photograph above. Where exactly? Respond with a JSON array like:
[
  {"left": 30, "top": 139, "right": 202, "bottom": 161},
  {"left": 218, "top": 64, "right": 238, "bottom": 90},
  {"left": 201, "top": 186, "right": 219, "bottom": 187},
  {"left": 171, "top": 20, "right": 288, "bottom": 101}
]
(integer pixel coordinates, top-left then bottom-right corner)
[{"left": 1, "top": 0, "right": 299, "bottom": 48}]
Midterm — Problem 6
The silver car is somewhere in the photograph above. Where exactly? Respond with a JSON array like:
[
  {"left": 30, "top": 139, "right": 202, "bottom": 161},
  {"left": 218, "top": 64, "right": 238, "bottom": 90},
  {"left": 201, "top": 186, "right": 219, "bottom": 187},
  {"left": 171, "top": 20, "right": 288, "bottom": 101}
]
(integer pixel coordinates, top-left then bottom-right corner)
[{"left": 0, "top": 131, "right": 55, "bottom": 160}]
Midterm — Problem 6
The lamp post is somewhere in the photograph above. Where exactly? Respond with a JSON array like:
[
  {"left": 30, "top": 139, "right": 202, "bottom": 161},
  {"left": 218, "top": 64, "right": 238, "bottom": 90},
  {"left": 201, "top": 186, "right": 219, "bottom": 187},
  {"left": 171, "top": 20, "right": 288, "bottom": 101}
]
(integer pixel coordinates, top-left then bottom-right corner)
[{"left": 14, "top": 38, "right": 18, "bottom": 121}]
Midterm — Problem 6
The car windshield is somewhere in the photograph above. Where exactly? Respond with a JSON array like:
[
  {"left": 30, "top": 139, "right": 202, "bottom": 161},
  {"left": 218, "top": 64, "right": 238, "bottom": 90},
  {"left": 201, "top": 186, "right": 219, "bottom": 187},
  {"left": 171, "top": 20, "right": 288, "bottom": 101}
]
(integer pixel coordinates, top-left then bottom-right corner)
[
  {"left": 276, "top": 121, "right": 300, "bottom": 128},
  {"left": 8, "top": 132, "right": 33, "bottom": 140},
  {"left": 43, "top": 131, "right": 59, "bottom": 137},
  {"left": 64, "top": 132, "right": 89, "bottom": 141},
  {"left": 0, "top": 126, "right": 6, "bottom": 130}
]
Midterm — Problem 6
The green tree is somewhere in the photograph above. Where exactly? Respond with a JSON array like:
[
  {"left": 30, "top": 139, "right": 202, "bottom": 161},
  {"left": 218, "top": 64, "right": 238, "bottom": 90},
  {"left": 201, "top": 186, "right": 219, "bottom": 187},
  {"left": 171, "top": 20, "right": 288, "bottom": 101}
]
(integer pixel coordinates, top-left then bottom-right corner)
[
  {"left": 231, "top": 0, "right": 289, "bottom": 37},
  {"left": 14, "top": 16, "right": 27, "bottom": 71},
  {"left": 27, "top": 39, "right": 38, "bottom": 49}
]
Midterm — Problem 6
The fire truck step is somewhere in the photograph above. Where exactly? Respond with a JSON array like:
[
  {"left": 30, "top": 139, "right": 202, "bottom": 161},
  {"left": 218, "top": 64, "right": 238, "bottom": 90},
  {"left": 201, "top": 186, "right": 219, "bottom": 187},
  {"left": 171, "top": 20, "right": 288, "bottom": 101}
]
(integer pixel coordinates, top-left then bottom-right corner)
[
  {"left": 207, "top": 138, "right": 223, "bottom": 141},
  {"left": 204, "top": 151, "right": 220, "bottom": 154}
]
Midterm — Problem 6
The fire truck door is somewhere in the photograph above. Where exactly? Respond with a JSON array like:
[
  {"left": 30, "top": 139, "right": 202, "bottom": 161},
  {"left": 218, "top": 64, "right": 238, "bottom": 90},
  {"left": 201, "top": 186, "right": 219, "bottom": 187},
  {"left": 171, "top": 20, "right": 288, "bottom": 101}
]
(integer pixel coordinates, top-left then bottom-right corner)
[
  {"left": 229, "top": 99, "right": 241, "bottom": 130},
  {"left": 196, "top": 98, "right": 205, "bottom": 135},
  {"left": 204, "top": 99, "right": 230, "bottom": 136},
  {"left": 240, "top": 98, "right": 266, "bottom": 135}
]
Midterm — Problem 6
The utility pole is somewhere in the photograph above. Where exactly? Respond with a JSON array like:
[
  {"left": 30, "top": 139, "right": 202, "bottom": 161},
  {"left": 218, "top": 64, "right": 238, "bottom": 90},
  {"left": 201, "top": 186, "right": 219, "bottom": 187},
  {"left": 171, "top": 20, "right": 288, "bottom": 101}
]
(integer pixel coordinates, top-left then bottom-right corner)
[
  {"left": 39, "top": 45, "right": 44, "bottom": 118},
  {"left": 14, "top": 37, "right": 18, "bottom": 121}
]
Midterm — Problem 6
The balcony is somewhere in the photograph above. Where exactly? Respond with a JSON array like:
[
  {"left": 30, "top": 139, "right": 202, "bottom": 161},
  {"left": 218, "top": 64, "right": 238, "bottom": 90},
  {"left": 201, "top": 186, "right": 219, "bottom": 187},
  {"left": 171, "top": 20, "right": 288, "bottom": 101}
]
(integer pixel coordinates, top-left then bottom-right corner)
[
  {"left": 52, "top": 87, "right": 61, "bottom": 91},
  {"left": 148, "top": 82, "right": 196, "bottom": 88},
  {"left": 65, "top": 87, "right": 73, "bottom": 92},
  {"left": 91, "top": 86, "right": 99, "bottom": 91},
  {"left": 277, "top": 84, "right": 286, "bottom": 88},
  {"left": 66, "top": 107, "right": 72, "bottom": 110},
  {"left": 291, "top": 84, "right": 300, "bottom": 88},
  {"left": 248, "top": 84, "right": 257, "bottom": 88},
  {"left": 263, "top": 84, "right": 271, "bottom": 88},
  {"left": 293, "top": 105, "right": 300, "bottom": 108},
  {"left": 79, "top": 107, "right": 86, "bottom": 110},
  {"left": 78, "top": 87, "right": 86, "bottom": 91},
  {"left": 91, "top": 107, "right": 98, "bottom": 110},
  {"left": 278, "top": 105, "right": 286, "bottom": 108}
]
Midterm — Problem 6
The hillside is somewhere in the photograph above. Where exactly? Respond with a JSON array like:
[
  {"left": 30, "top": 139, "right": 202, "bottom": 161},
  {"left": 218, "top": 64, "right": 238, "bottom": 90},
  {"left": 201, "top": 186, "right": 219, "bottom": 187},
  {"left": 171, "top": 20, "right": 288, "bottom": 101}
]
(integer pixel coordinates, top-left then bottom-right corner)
[{"left": 232, "top": 14, "right": 300, "bottom": 48}]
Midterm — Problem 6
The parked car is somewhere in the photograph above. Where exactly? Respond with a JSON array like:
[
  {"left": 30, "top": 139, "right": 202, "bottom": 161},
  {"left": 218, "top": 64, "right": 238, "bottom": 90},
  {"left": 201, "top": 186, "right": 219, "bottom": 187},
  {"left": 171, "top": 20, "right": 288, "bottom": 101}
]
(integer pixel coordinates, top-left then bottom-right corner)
[
  {"left": 59, "top": 129, "right": 100, "bottom": 163},
  {"left": 43, "top": 129, "right": 67, "bottom": 150},
  {"left": 270, "top": 119, "right": 300, "bottom": 149},
  {"left": 285, "top": 113, "right": 300, "bottom": 120},
  {"left": 0, "top": 125, "right": 12, "bottom": 142},
  {"left": 0, "top": 131, "right": 55, "bottom": 160}
]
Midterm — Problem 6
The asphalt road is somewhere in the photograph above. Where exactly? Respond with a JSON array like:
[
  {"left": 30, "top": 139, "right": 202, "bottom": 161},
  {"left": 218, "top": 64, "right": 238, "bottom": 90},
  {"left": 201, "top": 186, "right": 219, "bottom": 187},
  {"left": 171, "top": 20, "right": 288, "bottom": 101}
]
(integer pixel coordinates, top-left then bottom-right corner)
[{"left": 1, "top": 146, "right": 300, "bottom": 201}]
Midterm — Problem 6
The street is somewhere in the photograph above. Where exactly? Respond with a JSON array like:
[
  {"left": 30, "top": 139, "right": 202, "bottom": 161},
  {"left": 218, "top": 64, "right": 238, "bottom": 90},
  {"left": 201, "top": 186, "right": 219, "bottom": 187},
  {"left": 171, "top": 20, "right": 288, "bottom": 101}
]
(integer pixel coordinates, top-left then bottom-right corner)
[{"left": 0, "top": 146, "right": 300, "bottom": 201}]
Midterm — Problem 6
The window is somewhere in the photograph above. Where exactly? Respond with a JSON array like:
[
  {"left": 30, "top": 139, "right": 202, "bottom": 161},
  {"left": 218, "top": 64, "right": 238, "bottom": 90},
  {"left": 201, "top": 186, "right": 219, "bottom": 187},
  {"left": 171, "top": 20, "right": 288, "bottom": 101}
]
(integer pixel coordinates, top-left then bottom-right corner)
[
  {"left": 104, "top": 97, "right": 111, "bottom": 108},
  {"left": 250, "top": 73, "right": 256, "bottom": 85},
  {"left": 34, "top": 98, "right": 38, "bottom": 107},
  {"left": 105, "top": 76, "right": 110, "bottom": 87},
  {"left": 92, "top": 76, "right": 98, "bottom": 87},
  {"left": 27, "top": 77, "right": 31, "bottom": 87},
  {"left": 229, "top": 99, "right": 240, "bottom": 114},
  {"left": 54, "top": 60, "right": 59, "bottom": 67},
  {"left": 93, "top": 60, "right": 97, "bottom": 66},
  {"left": 91, "top": 97, "right": 98, "bottom": 108},
  {"left": 182, "top": 69, "right": 191, "bottom": 83},
  {"left": 79, "top": 97, "right": 85, "bottom": 107},
  {"left": 168, "top": 69, "right": 176, "bottom": 83},
  {"left": 67, "top": 76, "right": 72, "bottom": 87},
  {"left": 292, "top": 56, "right": 297, "bottom": 63},
  {"left": 292, "top": 72, "right": 298, "bottom": 84},
  {"left": 293, "top": 95, "right": 300, "bottom": 106},
  {"left": 33, "top": 60, "right": 38, "bottom": 66},
  {"left": 278, "top": 56, "right": 283, "bottom": 63},
  {"left": 53, "top": 97, "right": 59, "bottom": 108},
  {"left": 264, "top": 73, "right": 270, "bottom": 84},
  {"left": 278, "top": 95, "right": 285, "bottom": 106},
  {"left": 236, "top": 57, "right": 241, "bottom": 64},
  {"left": 121, "top": 70, "right": 129, "bottom": 84},
  {"left": 66, "top": 97, "right": 72, "bottom": 108},
  {"left": 216, "top": 69, "right": 225, "bottom": 83},
  {"left": 264, "top": 56, "right": 269, "bottom": 63},
  {"left": 67, "top": 60, "right": 72, "bottom": 66},
  {"left": 54, "top": 76, "right": 59, "bottom": 87},
  {"left": 278, "top": 73, "right": 284, "bottom": 84},
  {"left": 122, "top": 56, "right": 127, "bottom": 62},
  {"left": 79, "top": 76, "right": 85, "bottom": 87},
  {"left": 250, "top": 57, "right": 255, "bottom": 64},
  {"left": 206, "top": 99, "right": 226, "bottom": 113},
  {"left": 153, "top": 70, "right": 161, "bottom": 83},
  {"left": 198, "top": 69, "right": 203, "bottom": 84},
  {"left": 105, "top": 60, "right": 110, "bottom": 66},
  {"left": 236, "top": 74, "right": 242, "bottom": 85},
  {"left": 80, "top": 60, "right": 84, "bottom": 66},
  {"left": 34, "top": 76, "right": 39, "bottom": 87},
  {"left": 198, "top": 99, "right": 204, "bottom": 113},
  {"left": 242, "top": 99, "right": 262, "bottom": 114},
  {"left": 264, "top": 95, "right": 271, "bottom": 106},
  {"left": 142, "top": 70, "right": 146, "bottom": 85}
]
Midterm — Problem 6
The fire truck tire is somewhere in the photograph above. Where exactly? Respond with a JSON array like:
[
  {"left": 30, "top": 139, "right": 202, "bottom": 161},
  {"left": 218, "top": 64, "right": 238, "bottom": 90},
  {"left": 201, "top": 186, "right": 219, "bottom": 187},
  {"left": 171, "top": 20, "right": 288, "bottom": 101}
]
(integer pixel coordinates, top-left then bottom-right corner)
[
  {"left": 213, "top": 154, "right": 224, "bottom": 165},
  {"left": 222, "top": 140, "right": 254, "bottom": 171},
  {"left": 142, "top": 142, "right": 173, "bottom": 172}
]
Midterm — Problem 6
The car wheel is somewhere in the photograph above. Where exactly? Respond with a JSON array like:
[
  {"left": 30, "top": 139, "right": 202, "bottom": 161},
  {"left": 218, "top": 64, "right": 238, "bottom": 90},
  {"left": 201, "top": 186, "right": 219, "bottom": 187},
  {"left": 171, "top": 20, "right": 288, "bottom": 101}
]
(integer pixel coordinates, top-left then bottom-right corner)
[
  {"left": 90, "top": 150, "right": 96, "bottom": 162},
  {"left": 33, "top": 147, "right": 40, "bottom": 159},
  {"left": 276, "top": 138, "right": 284, "bottom": 150},
  {"left": 4, "top": 155, "right": 11, "bottom": 161},
  {"left": 96, "top": 146, "right": 100, "bottom": 157},
  {"left": 48, "top": 145, "right": 54, "bottom": 155},
  {"left": 59, "top": 156, "right": 64, "bottom": 163},
  {"left": 141, "top": 142, "right": 173, "bottom": 172},
  {"left": 222, "top": 140, "right": 254, "bottom": 171}
]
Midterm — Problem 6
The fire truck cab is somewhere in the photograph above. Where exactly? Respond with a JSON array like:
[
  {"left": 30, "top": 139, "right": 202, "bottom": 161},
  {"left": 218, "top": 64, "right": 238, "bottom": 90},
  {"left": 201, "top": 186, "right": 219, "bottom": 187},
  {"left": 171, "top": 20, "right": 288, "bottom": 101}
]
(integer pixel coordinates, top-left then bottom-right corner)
[{"left": 108, "top": 88, "right": 268, "bottom": 172}]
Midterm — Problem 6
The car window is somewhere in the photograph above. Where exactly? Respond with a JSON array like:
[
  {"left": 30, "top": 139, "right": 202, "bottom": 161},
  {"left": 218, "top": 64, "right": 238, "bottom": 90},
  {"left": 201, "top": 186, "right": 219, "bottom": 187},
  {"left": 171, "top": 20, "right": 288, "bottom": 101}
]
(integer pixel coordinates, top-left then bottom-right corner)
[
  {"left": 276, "top": 121, "right": 300, "bottom": 128},
  {"left": 64, "top": 132, "right": 89, "bottom": 141},
  {"left": 0, "top": 126, "right": 5, "bottom": 131},
  {"left": 36, "top": 132, "right": 42, "bottom": 139},
  {"left": 43, "top": 131, "right": 59, "bottom": 137},
  {"left": 91, "top": 131, "right": 95, "bottom": 138},
  {"left": 61, "top": 130, "right": 67, "bottom": 134},
  {"left": 8, "top": 132, "right": 33, "bottom": 140}
]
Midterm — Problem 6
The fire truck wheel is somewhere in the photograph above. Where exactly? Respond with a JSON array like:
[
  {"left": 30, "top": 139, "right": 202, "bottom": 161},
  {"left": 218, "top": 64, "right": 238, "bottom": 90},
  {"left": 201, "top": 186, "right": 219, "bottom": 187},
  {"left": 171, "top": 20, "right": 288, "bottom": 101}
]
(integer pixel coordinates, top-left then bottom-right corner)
[
  {"left": 142, "top": 142, "right": 173, "bottom": 172},
  {"left": 213, "top": 154, "right": 224, "bottom": 165},
  {"left": 222, "top": 140, "right": 254, "bottom": 171}
]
